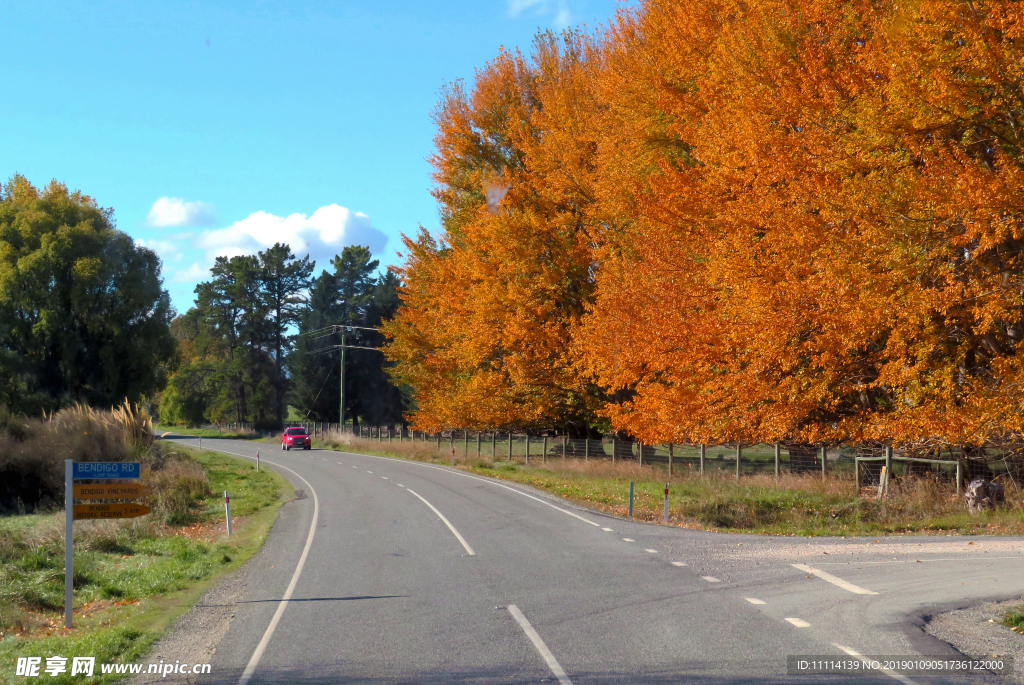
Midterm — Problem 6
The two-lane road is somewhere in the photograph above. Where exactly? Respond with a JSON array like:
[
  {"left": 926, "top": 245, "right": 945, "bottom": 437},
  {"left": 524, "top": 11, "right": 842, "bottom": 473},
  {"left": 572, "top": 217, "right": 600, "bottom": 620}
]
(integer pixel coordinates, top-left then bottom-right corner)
[{"left": 170, "top": 436, "right": 1024, "bottom": 684}]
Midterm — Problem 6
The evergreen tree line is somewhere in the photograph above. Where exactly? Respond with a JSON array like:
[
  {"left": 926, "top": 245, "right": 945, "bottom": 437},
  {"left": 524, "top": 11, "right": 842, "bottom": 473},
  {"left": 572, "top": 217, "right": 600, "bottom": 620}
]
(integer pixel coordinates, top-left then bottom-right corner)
[{"left": 160, "top": 244, "right": 409, "bottom": 429}]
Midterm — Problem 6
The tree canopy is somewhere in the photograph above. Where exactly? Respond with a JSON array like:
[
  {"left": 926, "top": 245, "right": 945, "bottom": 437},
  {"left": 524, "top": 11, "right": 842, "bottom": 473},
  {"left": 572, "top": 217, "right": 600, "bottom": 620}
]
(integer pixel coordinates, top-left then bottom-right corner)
[
  {"left": 385, "top": 0, "right": 1024, "bottom": 454},
  {"left": 0, "top": 176, "right": 175, "bottom": 414}
]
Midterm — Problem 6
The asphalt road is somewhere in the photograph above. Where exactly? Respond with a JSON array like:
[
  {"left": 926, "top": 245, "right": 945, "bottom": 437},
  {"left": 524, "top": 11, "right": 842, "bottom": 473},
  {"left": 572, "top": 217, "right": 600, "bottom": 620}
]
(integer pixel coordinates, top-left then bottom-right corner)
[{"left": 170, "top": 436, "right": 1024, "bottom": 685}]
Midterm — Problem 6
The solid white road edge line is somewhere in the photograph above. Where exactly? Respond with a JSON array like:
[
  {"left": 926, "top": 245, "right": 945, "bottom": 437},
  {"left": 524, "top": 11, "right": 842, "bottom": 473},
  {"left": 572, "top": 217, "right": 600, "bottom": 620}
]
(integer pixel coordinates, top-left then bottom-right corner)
[
  {"left": 507, "top": 605, "right": 573, "bottom": 685},
  {"left": 833, "top": 643, "right": 916, "bottom": 685},
  {"left": 792, "top": 563, "right": 879, "bottom": 595},
  {"left": 406, "top": 488, "right": 476, "bottom": 556},
  {"left": 178, "top": 443, "right": 320, "bottom": 685}
]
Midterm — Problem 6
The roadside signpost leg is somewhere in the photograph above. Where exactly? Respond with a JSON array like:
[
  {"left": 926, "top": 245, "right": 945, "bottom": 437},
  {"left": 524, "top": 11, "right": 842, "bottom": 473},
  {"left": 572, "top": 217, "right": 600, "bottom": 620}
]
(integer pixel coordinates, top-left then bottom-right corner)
[{"left": 65, "top": 459, "right": 73, "bottom": 629}]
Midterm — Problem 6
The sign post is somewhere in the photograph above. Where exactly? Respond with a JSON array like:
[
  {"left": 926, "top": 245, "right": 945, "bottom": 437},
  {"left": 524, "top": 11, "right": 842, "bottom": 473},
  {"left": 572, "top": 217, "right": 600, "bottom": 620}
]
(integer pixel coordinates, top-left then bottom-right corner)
[
  {"left": 64, "top": 460, "right": 73, "bottom": 629},
  {"left": 65, "top": 461, "right": 146, "bottom": 629}
]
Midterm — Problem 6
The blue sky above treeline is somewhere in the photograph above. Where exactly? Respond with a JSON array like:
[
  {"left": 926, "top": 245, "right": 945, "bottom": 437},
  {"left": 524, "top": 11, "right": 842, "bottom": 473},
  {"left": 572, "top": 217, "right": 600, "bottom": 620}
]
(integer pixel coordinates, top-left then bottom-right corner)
[{"left": 1, "top": 0, "right": 626, "bottom": 312}]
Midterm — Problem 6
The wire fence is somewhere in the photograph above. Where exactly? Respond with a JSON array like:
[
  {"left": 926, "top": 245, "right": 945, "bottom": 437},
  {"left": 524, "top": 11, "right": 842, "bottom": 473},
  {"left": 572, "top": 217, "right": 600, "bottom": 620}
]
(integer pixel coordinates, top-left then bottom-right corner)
[{"left": 280, "top": 423, "right": 1022, "bottom": 491}]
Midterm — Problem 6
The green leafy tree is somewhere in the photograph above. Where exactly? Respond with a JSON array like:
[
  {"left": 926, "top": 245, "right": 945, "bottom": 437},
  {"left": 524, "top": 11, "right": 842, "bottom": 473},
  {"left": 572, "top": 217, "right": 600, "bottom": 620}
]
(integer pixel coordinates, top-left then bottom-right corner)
[
  {"left": 0, "top": 175, "right": 175, "bottom": 414},
  {"left": 288, "top": 246, "right": 409, "bottom": 426},
  {"left": 258, "top": 244, "right": 314, "bottom": 426}
]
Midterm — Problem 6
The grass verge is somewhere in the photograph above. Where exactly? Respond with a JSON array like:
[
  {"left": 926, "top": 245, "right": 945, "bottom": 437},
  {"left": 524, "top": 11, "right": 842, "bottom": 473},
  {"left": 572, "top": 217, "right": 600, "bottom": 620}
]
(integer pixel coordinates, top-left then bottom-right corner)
[
  {"left": 0, "top": 448, "right": 291, "bottom": 684},
  {"left": 153, "top": 425, "right": 274, "bottom": 442},
  {"left": 1006, "top": 606, "right": 1024, "bottom": 633},
  {"left": 315, "top": 433, "right": 1024, "bottom": 536}
]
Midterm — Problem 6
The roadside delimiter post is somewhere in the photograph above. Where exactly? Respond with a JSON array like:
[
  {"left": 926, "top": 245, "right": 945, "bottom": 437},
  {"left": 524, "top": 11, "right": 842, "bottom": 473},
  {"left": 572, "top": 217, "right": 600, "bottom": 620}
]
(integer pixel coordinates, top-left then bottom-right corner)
[{"left": 224, "top": 491, "right": 232, "bottom": 537}]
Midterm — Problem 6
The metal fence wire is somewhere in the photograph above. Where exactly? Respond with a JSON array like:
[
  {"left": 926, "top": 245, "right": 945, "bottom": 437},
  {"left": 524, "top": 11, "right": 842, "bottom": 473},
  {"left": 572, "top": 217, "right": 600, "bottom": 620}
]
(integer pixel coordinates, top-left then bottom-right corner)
[{"left": 190, "top": 422, "right": 1022, "bottom": 489}]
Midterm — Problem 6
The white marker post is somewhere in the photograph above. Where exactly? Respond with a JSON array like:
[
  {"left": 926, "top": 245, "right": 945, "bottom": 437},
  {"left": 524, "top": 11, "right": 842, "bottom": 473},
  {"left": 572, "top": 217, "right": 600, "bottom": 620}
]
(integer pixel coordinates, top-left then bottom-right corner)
[
  {"left": 256, "top": 451, "right": 260, "bottom": 472},
  {"left": 64, "top": 459, "right": 73, "bottom": 629},
  {"left": 451, "top": 447, "right": 456, "bottom": 467},
  {"left": 663, "top": 483, "right": 669, "bottom": 523},
  {"left": 224, "top": 491, "right": 232, "bottom": 536}
]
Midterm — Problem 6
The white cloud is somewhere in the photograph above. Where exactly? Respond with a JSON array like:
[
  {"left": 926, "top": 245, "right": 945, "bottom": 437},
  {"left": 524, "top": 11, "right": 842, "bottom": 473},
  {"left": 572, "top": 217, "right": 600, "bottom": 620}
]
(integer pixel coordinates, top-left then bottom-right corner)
[
  {"left": 508, "top": 0, "right": 570, "bottom": 26},
  {"left": 146, "top": 197, "right": 217, "bottom": 227},
  {"left": 195, "top": 204, "right": 387, "bottom": 268},
  {"left": 171, "top": 262, "right": 207, "bottom": 283}
]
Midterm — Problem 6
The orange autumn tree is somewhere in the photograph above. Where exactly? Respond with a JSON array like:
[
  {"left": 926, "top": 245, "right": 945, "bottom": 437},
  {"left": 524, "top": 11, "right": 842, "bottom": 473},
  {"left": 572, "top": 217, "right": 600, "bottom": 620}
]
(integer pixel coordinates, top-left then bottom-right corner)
[
  {"left": 580, "top": 0, "right": 1024, "bottom": 455},
  {"left": 384, "top": 33, "right": 609, "bottom": 434}
]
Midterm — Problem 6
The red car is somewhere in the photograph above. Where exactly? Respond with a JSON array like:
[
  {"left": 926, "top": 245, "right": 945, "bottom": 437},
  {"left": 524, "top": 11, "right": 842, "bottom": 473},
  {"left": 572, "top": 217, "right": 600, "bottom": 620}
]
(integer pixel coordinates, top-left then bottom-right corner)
[{"left": 281, "top": 427, "right": 311, "bottom": 450}]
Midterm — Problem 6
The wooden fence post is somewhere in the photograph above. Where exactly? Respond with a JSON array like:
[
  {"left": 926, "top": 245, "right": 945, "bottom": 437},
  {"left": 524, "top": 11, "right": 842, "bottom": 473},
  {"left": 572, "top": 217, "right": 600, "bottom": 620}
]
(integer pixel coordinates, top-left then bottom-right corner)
[
  {"left": 699, "top": 443, "right": 705, "bottom": 475},
  {"left": 821, "top": 445, "right": 827, "bottom": 480},
  {"left": 736, "top": 444, "right": 742, "bottom": 480},
  {"left": 525, "top": 435, "right": 530, "bottom": 465},
  {"left": 638, "top": 441, "right": 643, "bottom": 467},
  {"left": 562, "top": 435, "right": 566, "bottom": 462},
  {"left": 543, "top": 436, "right": 547, "bottom": 464},
  {"left": 774, "top": 443, "right": 780, "bottom": 482},
  {"left": 669, "top": 443, "right": 674, "bottom": 476},
  {"left": 477, "top": 432, "right": 481, "bottom": 458},
  {"left": 612, "top": 437, "right": 616, "bottom": 464},
  {"left": 585, "top": 438, "right": 590, "bottom": 461},
  {"left": 509, "top": 432, "right": 513, "bottom": 461}
]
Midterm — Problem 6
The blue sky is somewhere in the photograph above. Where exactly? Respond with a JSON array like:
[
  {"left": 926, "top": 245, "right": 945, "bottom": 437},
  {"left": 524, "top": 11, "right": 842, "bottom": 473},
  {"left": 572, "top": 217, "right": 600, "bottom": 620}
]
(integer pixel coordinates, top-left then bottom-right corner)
[{"left": 1, "top": 0, "right": 625, "bottom": 312}]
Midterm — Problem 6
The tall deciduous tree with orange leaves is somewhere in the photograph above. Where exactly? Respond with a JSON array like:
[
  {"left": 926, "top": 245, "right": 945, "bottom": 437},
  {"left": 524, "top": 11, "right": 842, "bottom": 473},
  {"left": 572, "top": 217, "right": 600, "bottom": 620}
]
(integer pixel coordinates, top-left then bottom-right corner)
[
  {"left": 383, "top": 33, "right": 608, "bottom": 435},
  {"left": 390, "top": 0, "right": 1024, "bottom": 458},
  {"left": 581, "top": 0, "right": 1024, "bottom": 455}
]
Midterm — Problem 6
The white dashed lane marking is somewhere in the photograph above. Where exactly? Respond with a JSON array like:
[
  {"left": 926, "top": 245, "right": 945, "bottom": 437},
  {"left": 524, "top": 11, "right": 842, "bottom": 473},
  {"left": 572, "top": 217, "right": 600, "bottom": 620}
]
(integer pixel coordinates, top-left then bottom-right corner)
[
  {"left": 701, "top": 576, "right": 721, "bottom": 583},
  {"left": 645, "top": 549, "right": 658, "bottom": 554},
  {"left": 671, "top": 561, "right": 687, "bottom": 567},
  {"left": 745, "top": 598, "right": 766, "bottom": 605},
  {"left": 601, "top": 527, "right": 614, "bottom": 532},
  {"left": 785, "top": 618, "right": 810, "bottom": 628},
  {"left": 622, "top": 538, "right": 634, "bottom": 542},
  {"left": 792, "top": 563, "right": 878, "bottom": 595}
]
